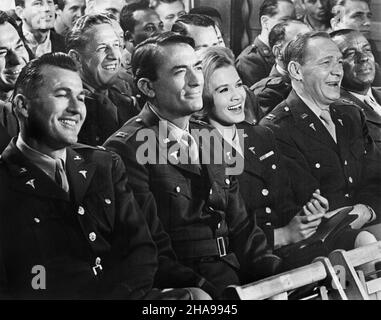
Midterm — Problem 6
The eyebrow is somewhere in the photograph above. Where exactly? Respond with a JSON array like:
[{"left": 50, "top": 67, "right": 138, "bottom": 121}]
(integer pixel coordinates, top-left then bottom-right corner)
[
  {"left": 214, "top": 79, "right": 241, "bottom": 91},
  {"left": 171, "top": 60, "right": 202, "bottom": 72}
]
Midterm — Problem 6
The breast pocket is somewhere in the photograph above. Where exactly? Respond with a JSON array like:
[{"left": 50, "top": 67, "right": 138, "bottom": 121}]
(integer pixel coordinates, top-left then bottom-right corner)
[{"left": 150, "top": 176, "right": 192, "bottom": 230}]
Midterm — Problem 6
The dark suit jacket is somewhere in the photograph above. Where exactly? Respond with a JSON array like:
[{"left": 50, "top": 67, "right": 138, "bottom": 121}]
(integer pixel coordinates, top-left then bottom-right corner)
[
  {"left": 251, "top": 65, "right": 291, "bottom": 115},
  {"left": 260, "top": 90, "right": 381, "bottom": 219},
  {"left": 104, "top": 104, "right": 281, "bottom": 296},
  {"left": 79, "top": 83, "right": 139, "bottom": 146},
  {"left": 0, "top": 141, "right": 157, "bottom": 299},
  {"left": 340, "top": 87, "right": 381, "bottom": 149},
  {"left": 236, "top": 36, "right": 275, "bottom": 87},
  {"left": 0, "top": 101, "right": 18, "bottom": 153},
  {"left": 224, "top": 122, "right": 300, "bottom": 247}
]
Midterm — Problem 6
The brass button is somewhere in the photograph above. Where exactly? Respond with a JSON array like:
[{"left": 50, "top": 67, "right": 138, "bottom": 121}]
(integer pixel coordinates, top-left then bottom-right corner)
[
  {"left": 225, "top": 178, "right": 230, "bottom": 185},
  {"left": 105, "top": 199, "right": 111, "bottom": 205},
  {"left": 175, "top": 186, "right": 181, "bottom": 193},
  {"left": 89, "top": 232, "right": 97, "bottom": 242},
  {"left": 315, "top": 163, "right": 321, "bottom": 169},
  {"left": 349, "top": 177, "right": 353, "bottom": 183},
  {"left": 262, "top": 189, "right": 269, "bottom": 196},
  {"left": 265, "top": 207, "right": 272, "bottom": 214},
  {"left": 78, "top": 206, "right": 85, "bottom": 215},
  {"left": 344, "top": 160, "right": 348, "bottom": 166},
  {"left": 272, "top": 164, "right": 277, "bottom": 170},
  {"left": 34, "top": 218, "right": 40, "bottom": 224}
]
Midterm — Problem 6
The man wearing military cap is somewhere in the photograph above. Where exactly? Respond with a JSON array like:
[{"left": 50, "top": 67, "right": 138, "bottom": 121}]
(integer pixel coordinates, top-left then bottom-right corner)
[
  {"left": 251, "top": 19, "right": 310, "bottom": 115},
  {"left": 104, "top": 32, "right": 282, "bottom": 298},
  {"left": 0, "top": 52, "right": 157, "bottom": 299},
  {"left": 331, "top": 29, "right": 381, "bottom": 149},
  {"left": 260, "top": 32, "right": 381, "bottom": 240}
]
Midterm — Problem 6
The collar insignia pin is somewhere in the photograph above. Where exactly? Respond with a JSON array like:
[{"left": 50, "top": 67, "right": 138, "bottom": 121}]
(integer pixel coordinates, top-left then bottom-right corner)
[
  {"left": 309, "top": 123, "right": 316, "bottom": 131},
  {"left": 79, "top": 170, "right": 87, "bottom": 179},
  {"left": 26, "top": 179, "right": 35, "bottom": 189}
]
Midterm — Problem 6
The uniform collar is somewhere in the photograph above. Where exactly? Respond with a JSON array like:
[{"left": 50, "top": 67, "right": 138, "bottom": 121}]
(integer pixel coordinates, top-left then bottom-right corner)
[{"left": 15, "top": 134, "right": 66, "bottom": 182}]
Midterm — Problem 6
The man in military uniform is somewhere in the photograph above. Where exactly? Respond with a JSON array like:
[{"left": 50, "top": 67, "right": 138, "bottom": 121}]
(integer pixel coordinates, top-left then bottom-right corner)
[
  {"left": 331, "top": 29, "right": 381, "bottom": 149},
  {"left": 235, "top": 0, "right": 296, "bottom": 87},
  {"left": 104, "top": 32, "right": 282, "bottom": 297},
  {"left": 330, "top": 0, "right": 381, "bottom": 85},
  {"left": 66, "top": 14, "right": 139, "bottom": 146},
  {"left": 0, "top": 53, "right": 157, "bottom": 299},
  {"left": 260, "top": 32, "right": 381, "bottom": 236},
  {"left": 251, "top": 19, "right": 310, "bottom": 115},
  {"left": 0, "top": 11, "right": 30, "bottom": 145},
  {"left": 300, "top": 0, "right": 331, "bottom": 31}
]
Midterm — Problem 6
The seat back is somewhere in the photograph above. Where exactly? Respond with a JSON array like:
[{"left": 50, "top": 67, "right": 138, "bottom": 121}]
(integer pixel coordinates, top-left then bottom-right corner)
[
  {"left": 224, "top": 257, "right": 347, "bottom": 300},
  {"left": 329, "top": 241, "right": 381, "bottom": 300}
]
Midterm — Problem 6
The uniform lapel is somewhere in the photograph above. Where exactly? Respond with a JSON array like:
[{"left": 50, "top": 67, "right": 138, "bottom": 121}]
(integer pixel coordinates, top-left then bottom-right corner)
[
  {"left": 3, "top": 140, "right": 69, "bottom": 201},
  {"left": 340, "top": 88, "right": 381, "bottom": 125},
  {"left": 236, "top": 123, "right": 265, "bottom": 178},
  {"left": 288, "top": 91, "right": 339, "bottom": 152},
  {"left": 331, "top": 106, "right": 351, "bottom": 155},
  {"left": 65, "top": 147, "right": 97, "bottom": 205}
]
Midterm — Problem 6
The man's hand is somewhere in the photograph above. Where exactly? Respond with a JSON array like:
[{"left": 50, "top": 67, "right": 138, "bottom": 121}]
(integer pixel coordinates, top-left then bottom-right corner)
[{"left": 349, "top": 204, "right": 373, "bottom": 229}]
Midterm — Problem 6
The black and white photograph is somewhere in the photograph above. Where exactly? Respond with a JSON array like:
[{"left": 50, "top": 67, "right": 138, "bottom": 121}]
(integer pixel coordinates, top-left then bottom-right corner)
[{"left": 0, "top": 0, "right": 381, "bottom": 307}]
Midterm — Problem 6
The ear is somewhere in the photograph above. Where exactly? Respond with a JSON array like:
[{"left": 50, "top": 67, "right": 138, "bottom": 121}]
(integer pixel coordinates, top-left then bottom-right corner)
[
  {"left": 13, "top": 94, "right": 30, "bottom": 120},
  {"left": 288, "top": 60, "right": 303, "bottom": 81},
  {"left": 68, "top": 49, "right": 82, "bottom": 69},
  {"left": 137, "top": 78, "right": 156, "bottom": 98},
  {"left": 330, "top": 16, "right": 338, "bottom": 30},
  {"left": 272, "top": 44, "right": 282, "bottom": 61},
  {"left": 15, "top": 6, "right": 24, "bottom": 20},
  {"left": 260, "top": 15, "right": 269, "bottom": 31},
  {"left": 55, "top": 8, "right": 63, "bottom": 17},
  {"left": 124, "top": 30, "right": 134, "bottom": 43}
]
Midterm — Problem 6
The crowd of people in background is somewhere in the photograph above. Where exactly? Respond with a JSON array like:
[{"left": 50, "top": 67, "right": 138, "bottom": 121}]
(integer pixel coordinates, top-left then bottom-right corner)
[{"left": 0, "top": 0, "right": 381, "bottom": 300}]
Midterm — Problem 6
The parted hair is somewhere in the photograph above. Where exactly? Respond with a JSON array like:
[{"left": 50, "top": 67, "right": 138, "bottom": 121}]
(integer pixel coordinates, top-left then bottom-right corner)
[{"left": 132, "top": 31, "right": 194, "bottom": 87}]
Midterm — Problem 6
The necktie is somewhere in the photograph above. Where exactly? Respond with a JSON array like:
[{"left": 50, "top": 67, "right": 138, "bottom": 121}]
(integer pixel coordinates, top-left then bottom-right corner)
[
  {"left": 319, "top": 108, "right": 337, "bottom": 143},
  {"left": 180, "top": 131, "right": 199, "bottom": 165},
  {"left": 55, "top": 159, "right": 69, "bottom": 193},
  {"left": 364, "top": 95, "right": 381, "bottom": 116}
]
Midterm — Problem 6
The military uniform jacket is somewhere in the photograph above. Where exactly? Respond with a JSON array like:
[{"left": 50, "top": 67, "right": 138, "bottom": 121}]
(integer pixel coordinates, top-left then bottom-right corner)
[
  {"left": 79, "top": 82, "right": 139, "bottom": 146},
  {"left": 230, "top": 122, "right": 300, "bottom": 247},
  {"left": 104, "top": 104, "right": 281, "bottom": 293},
  {"left": 0, "top": 141, "right": 157, "bottom": 299},
  {"left": 251, "top": 65, "right": 291, "bottom": 115},
  {"left": 260, "top": 90, "right": 381, "bottom": 218},
  {"left": 0, "top": 100, "right": 18, "bottom": 152},
  {"left": 340, "top": 87, "right": 381, "bottom": 149},
  {"left": 235, "top": 36, "right": 275, "bottom": 87}
]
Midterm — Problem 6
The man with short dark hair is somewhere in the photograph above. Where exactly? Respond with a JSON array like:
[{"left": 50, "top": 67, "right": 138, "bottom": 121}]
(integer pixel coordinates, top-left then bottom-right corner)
[
  {"left": 251, "top": 20, "right": 310, "bottom": 115},
  {"left": 260, "top": 32, "right": 381, "bottom": 237},
  {"left": 15, "top": 0, "right": 65, "bottom": 57},
  {"left": 104, "top": 32, "right": 282, "bottom": 298},
  {"left": 171, "top": 14, "right": 262, "bottom": 126},
  {"left": 54, "top": 0, "right": 86, "bottom": 37},
  {"left": 300, "top": 0, "right": 331, "bottom": 31},
  {"left": 151, "top": 0, "right": 185, "bottom": 31},
  {"left": 236, "top": 0, "right": 296, "bottom": 87},
  {"left": 331, "top": 29, "right": 381, "bottom": 149},
  {"left": 0, "top": 52, "right": 158, "bottom": 299},
  {"left": 171, "top": 14, "right": 220, "bottom": 51},
  {"left": 66, "top": 14, "right": 139, "bottom": 146},
  {"left": 0, "top": 10, "right": 29, "bottom": 151},
  {"left": 120, "top": 0, "right": 163, "bottom": 50}
]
